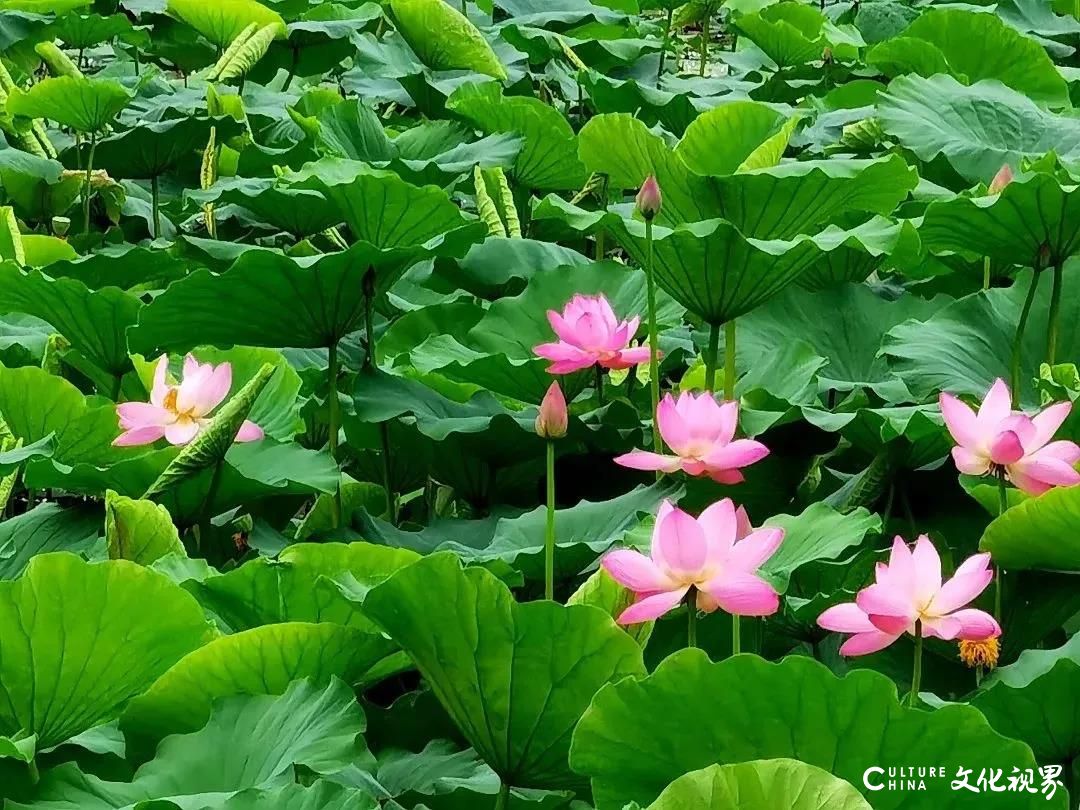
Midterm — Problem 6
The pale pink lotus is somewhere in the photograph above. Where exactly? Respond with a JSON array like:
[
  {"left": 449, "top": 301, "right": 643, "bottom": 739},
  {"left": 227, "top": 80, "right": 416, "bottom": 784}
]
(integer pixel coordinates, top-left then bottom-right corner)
[
  {"left": 614, "top": 391, "right": 768, "bottom": 483},
  {"left": 534, "top": 293, "right": 651, "bottom": 374},
  {"left": 818, "top": 535, "right": 1000, "bottom": 656},
  {"left": 114, "top": 355, "right": 264, "bottom": 447},
  {"left": 602, "top": 498, "right": 783, "bottom": 624},
  {"left": 939, "top": 378, "right": 1080, "bottom": 495},
  {"left": 535, "top": 381, "right": 568, "bottom": 439}
]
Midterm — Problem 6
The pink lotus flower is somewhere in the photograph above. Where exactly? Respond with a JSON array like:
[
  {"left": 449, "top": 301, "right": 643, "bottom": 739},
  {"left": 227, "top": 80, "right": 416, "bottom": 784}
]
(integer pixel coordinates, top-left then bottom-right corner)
[
  {"left": 818, "top": 535, "right": 1000, "bottom": 656},
  {"left": 602, "top": 498, "right": 783, "bottom": 624},
  {"left": 535, "top": 381, "right": 568, "bottom": 439},
  {"left": 534, "top": 293, "right": 652, "bottom": 374},
  {"left": 939, "top": 378, "right": 1080, "bottom": 495},
  {"left": 614, "top": 391, "right": 768, "bottom": 483},
  {"left": 636, "top": 174, "right": 662, "bottom": 221},
  {"left": 114, "top": 355, "right": 264, "bottom": 447}
]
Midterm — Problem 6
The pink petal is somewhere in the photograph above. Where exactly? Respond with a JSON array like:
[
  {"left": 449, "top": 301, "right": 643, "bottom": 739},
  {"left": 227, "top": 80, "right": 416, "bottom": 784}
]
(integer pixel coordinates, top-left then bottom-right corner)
[
  {"left": 868, "top": 613, "right": 912, "bottom": 635},
  {"left": 947, "top": 608, "right": 1001, "bottom": 641},
  {"left": 989, "top": 430, "right": 1025, "bottom": 465},
  {"left": 164, "top": 420, "right": 201, "bottom": 446},
  {"left": 116, "top": 402, "right": 173, "bottom": 430},
  {"left": 654, "top": 506, "right": 708, "bottom": 579},
  {"left": 818, "top": 602, "right": 875, "bottom": 633},
  {"left": 727, "top": 527, "right": 784, "bottom": 573},
  {"left": 603, "top": 346, "right": 651, "bottom": 369},
  {"left": 954, "top": 552, "right": 992, "bottom": 578},
  {"left": 547, "top": 358, "right": 598, "bottom": 374},
  {"left": 602, "top": 549, "right": 675, "bottom": 593},
  {"left": 702, "top": 439, "right": 769, "bottom": 471},
  {"left": 656, "top": 394, "right": 692, "bottom": 455},
  {"left": 1008, "top": 467, "right": 1053, "bottom": 496},
  {"left": 939, "top": 391, "right": 980, "bottom": 448},
  {"left": 614, "top": 450, "right": 683, "bottom": 473},
  {"left": 182, "top": 353, "right": 201, "bottom": 379},
  {"left": 1034, "top": 440, "right": 1080, "bottom": 464},
  {"left": 930, "top": 568, "right": 993, "bottom": 616},
  {"left": 1010, "top": 456, "right": 1080, "bottom": 489},
  {"left": 623, "top": 315, "right": 641, "bottom": 339},
  {"left": 175, "top": 363, "right": 212, "bottom": 414},
  {"left": 150, "top": 355, "right": 170, "bottom": 406},
  {"left": 700, "top": 571, "right": 779, "bottom": 617},
  {"left": 976, "top": 378, "right": 1012, "bottom": 428},
  {"left": 879, "top": 536, "right": 916, "bottom": 595},
  {"left": 595, "top": 294, "right": 618, "bottom": 331},
  {"left": 706, "top": 468, "right": 744, "bottom": 485},
  {"left": 617, "top": 587, "right": 689, "bottom": 624},
  {"left": 235, "top": 419, "right": 264, "bottom": 442},
  {"left": 191, "top": 363, "right": 232, "bottom": 417},
  {"left": 921, "top": 614, "right": 963, "bottom": 641},
  {"left": 910, "top": 535, "right": 942, "bottom": 606},
  {"left": 951, "top": 446, "right": 990, "bottom": 476},
  {"left": 856, "top": 581, "right": 914, "bottom": 620},
  {"left": 697, "top": 498, "right": 738, "bottom": 557},
  {"left": 839, "top": 630, "right": 901, "bottom": 656},
  {"left": 112, "top": 425, "right": 167, "bottom": 447},
  {"left": 650, "top": 500, "right": 677, "bottom": 568},
  {"left": 534, "top": 341, "right": 590, "bottom": 363},
  {"left": 1029, "top": 401, "right": 1072, "bottom": 451},
  {"left": 734, "top": 506, "right": 752, "bottom": 540}
]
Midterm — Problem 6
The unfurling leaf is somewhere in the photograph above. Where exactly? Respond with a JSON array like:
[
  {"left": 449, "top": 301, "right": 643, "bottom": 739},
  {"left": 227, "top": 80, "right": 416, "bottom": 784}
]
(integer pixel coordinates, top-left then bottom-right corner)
[
  {"left": 204, "top": 23, "right": 277, "bottom": 83},
  {"left": 105, "top": 490, "right": 186, "bottom": 565},
  {"left": 34, "top": 41, "right": 82, "bottom": 78},
  {"left": 473, "top": 165, "right": 506, "bottom": 238}
]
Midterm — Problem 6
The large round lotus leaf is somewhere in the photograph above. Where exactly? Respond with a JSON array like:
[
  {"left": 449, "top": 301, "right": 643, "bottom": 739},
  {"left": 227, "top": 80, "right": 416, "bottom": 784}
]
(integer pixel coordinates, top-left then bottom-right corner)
[
  {"left": 641, "top": 760, "right": 871, "bottom": 810},
  {"left": 390, "top": 0, "right": 506, "bottom": 79},
  {"left": 119, "top": 621, "right": 396, "bottom": 757},
  {"left": 6, "top": 76, "right": 132, "bottom": 134},
  {"left": 166, "top": 0, "right": 286, "bottom": 46},
  {"left": 970, "top": 633, "right": 1080, "bottom": 764},
  {"left": 570, "top": 650, "right": 1056, "bottom": 809},
  {"left": 90, "top": 117, "right": 242, "bottom": 181},
  {"left": 0, "top": 553, "right": 213, "bottom": 750},
  {"left": 979, "top": 484, "right": 1080, "bottom": 571},
  {"left": 361, "top": 552, "right": 646, "bottom": 789}
]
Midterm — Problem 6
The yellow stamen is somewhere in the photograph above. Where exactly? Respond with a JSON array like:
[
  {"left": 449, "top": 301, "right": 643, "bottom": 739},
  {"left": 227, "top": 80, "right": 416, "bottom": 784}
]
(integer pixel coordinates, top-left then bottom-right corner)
[
  {"left": 163, "top": 388, "right": 178, "bottom": 413},
  {"left": 959, "top": 637, "right": 1000, "bottom": 669}
]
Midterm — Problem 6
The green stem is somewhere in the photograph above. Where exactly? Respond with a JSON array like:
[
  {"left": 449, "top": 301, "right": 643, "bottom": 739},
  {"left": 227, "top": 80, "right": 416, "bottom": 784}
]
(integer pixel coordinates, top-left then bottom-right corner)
[
  {"left": 731, "top": 613, "right": 740, "bottom": 655},
  {"left": 908, "top": 620, "right": 923, "bottom": 708},
  {"left": 494, "top": 782, "right": 510, "bottom": 810},
  {"left": 595, "top": 364, "right": 605, "bottom": 405},
  {"left": 723, "top": 319, "right": 736, "bottom": 401},
  {"left": 982, "top": 256, "right": 991, "bottom": 290},
  {"left": 595, "top": 228, "right": 605, "bottom": 261},
  {"left": 151, "top": 174, "right": 161, "bottom": 240},
  {"left": 282, "top": 46, "right": 298, "bottom": 91},
  {"left": 699, "top": 9, "right": 710, "bottom": 77},
  {"left": 327, "top": 341, "right": 342, "bottom": 529},
  {"left": 460, "top": 0, "right": 466, "bottom": 13},
  {"left": 703, "top": 321, "right": 721, "bottom": 392},
  {"left": 1047, "top": 262, "right": 1064, "bottom": 367},
  {"left": 686, "top": 587, "right": 698, "bottom": 648},
  {"left": 82, "top": 130, "right": 97, "bottom": 234},
  {"left": 644, "top": 219, "right": 661, "bottom": 454},
  {"left": 657, "top": 7, "right": 673, "bottom": 83},
  {"left": 27, "top": 758, "right": 38, "bottom": 785},
  {"left": 1010, "top": 269, "right": 1040, "bottom": 408},
  {"left": 996, "top": 472, "right": 1007, "bottom": 621},
  {"left": 544, "top": 441, "right": 556, "bottom": 601},
  {"left": 365, "top": 281, "right": 395, "bottom": 525}
]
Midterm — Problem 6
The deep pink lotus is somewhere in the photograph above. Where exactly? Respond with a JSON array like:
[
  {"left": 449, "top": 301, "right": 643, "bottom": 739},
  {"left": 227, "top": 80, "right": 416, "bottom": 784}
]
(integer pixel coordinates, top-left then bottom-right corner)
[
  {"left": 818, "top": 535, "right": 1000, "bottom": 656},
  {"left": 614, "top": 391, "right": 768, "bottom": 483},
  {"left": 940, "top": 378, "right": 1080, "bottom": 495},
  {"left": 602, "top": 498, "right": 783, "bottom": 624},
  {"left": 114, "top": 355, "right": 264, "bottom": 447},
  {"left": 534, "top": 293, "right": 651, "bottom": 374}
]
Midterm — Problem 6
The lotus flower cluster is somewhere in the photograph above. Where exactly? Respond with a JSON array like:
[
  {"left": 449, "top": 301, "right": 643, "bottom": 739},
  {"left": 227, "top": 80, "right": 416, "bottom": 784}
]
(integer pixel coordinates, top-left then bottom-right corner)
[
  {"left": 114, "top": 355, "right": 264, "bottom": 447},
  {"left": 603, "top": 498, "right": 784, "bottom": 623},
  {"left": 534, "top": 293, "right": 652, "bottom": 374},
  {"left": 940, "top": 378, "right": 1080, "bottom": 495},
  {"left": 818, "top": 535, "right": 999, "bottom": 656},
  {"left": 615, "top": 392, "right": 768, "bottom": 483}
]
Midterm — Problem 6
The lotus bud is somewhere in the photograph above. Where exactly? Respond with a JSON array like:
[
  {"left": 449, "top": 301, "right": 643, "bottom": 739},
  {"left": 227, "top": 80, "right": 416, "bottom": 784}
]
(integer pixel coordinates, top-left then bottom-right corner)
[
  {"left": 535, "top": 382, "right": 568, "bottom": 439},
  {"left": 822, "top": 47, "right": 834, "bottom": 66},
  {"left": 988, "top": 164, "right": 1013, "bottom": 195},
  {"left": 635, "top": 175, "right": 662, "bottom": 221},
  {"left": 51, "top": 216, "right": 70, "bottom": 237}
]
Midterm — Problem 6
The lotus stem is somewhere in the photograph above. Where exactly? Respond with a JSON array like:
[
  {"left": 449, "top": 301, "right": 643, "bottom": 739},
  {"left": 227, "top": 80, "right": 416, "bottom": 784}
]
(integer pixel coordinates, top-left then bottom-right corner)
[
  {"left": 595, "top": 228, "right": 605, "bottom": 260},
  {"left": 686, "top": 587, "right": 698, "bottom": 648},
  {"left": 1047, "top": 262, "right": 1064, "bottom": 367},
  {"left": 494, "top": 782, "right": 510, "bottom": 810},
  {"left": 731, "top": 613, "right": 740, "bottom": 655},
  {"left": 595, "top": 365, "right": 605, "bottom": 405},
  {"left": 27, "top": 759, "right": 38, "bottom": 785},
  {"left": 644, "top": 219, "right": 661, "bottom": 455},
  {"left": 83, "top": 131, "right": 97, "bottom": 234},
  {"left": 657, "top": 7, "right": 673, "bottom": 83},
  {"left": 704, "top": 321, "right": 720, "bottom": 392},
  {"left": 364, "top": 275, "right": 396, "bottom": 524},
  {"left": 282, "top": 46, "right": 298, "bottom": 91},
  {"left": 327, "top": 341, "right": 342, "bottom": 529},
  {"left": 699, "top": 9, "right": 709, "bottom": 77},
  {"left": 460, "top": 0, "right": 466, "bottom": 14},
  {"left": 151, "top": 175, "right": 161, "bottom": 240},
  {"left": 544, "top": 441, "right": 556, "bottom": 600},
  {"left": 1009, "top": 269, "right": 1040, "bottom": 408},
  {"left": 908, "top": 620, "right": 923, "bottom": 708},
  {"left": 995, "top": 472, "right": 1007, "bottom": 621},
  {"left": 982, "top": 256, "right": 991, "bottom": 290},
  {"left": 723, "top": 320, "right": 736, "bottom": 401}
]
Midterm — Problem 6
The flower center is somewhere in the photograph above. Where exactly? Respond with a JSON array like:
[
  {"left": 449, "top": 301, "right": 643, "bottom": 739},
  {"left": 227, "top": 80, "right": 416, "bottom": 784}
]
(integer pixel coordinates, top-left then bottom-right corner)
[{"left": 162, "top": 388, "right": 196, "bottom": 420}]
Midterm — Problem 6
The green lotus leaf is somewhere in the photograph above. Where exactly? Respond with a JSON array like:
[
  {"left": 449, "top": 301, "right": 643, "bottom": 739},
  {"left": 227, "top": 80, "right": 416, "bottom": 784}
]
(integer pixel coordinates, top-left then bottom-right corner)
[
  {"left": 866, "top": 36, "right": 951, "bottom": 80},
  {"left": 0, "top": 502, "right": 99, "bottom": 580},
  {"left": 447, "top": 82, "right": 586, "bottom": 191},
  {"left": 878, "top": 75, "right": 1080, "bottom": 185},
  {"left": 571, "top": 650, "right": 1059, "bottom": 809},
  {"left": 980, "top": 484, "right": 1080, "bottom": 571},
  {"left": 882, "top": 268, "right": 1079, "bottom": 406},
  {"left": 0, "top": 553, "right": 213, "bottom": 750},
  {"left": 568, "top": 568, "right": 653, "bottom": 647},
  {"left": 42, "top": 244, "right": 193, "bottom": 291},
  {"left": 104, "top": 490, "right": 185, "bottom": 565},
  {"left": 119, "top": 621, "right": 396, "bottom": 757},
  {"left": 183, "top": 540, "right": 419, "bottom": 633},
  {"left": 0, "top": 149, "right": 83, "bottom": 221},
  {"left": 796, "top": 218, "right": 921, "bottom": 290},
  {"left": 20, "top": 234, "right": 78, "bottom": 268},
  {"left": 166, "top": 0, "right": 286, "bottom": 47},
  {"left": 734, "top": 3, "right": 863, "bottom": 68},
  {"left": 435, "top": 235, "right": 588, "bottom": 299},
  {"left": 0, "top": 432, "right": 53, "bottom": 475},
  {"left": 361, "top": 552, "right": 646, "bottom": 788},
  {"left": 47, "top": 12, "right": 136, "bottom": 49},
  {"left": 6, "top": 75, "right": 132, "bottom": 133},
  {"left": 390, "top": 0, "right": 507, "bottom": 79},
  {"left": 11, "top": 678, "right": 366, "bottom": 809},
  {"left": 640, "top": 760, "right": 872, "bottom": 810},
  {"left": 898, "top": 8, "right": 1068, "bottom": 106},
  {"left": 89, "top": 116, "right": 242, "bottom": 181},
  {"left": 0, "top": 263, "right": 140, "bottom": 379},
  {"left": 191, "top": 176, "right": 341, "bottom": 237},
  {"left": 674, "top": 101, "right": 791, "bottom": 177},
  {"left": 196, "top": 782, "right": 378, "bottom": 810}
]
